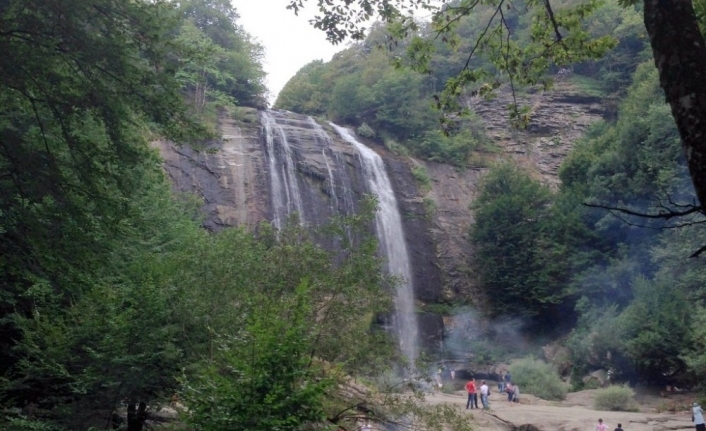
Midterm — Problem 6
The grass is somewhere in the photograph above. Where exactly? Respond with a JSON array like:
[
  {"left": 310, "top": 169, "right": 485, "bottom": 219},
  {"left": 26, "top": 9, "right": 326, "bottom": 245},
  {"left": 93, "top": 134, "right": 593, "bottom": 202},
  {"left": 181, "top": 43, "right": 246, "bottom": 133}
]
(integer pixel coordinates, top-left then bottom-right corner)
[
  {"left": 229, "top": 106, "right": 259, "bottom": 125},
  {"left": 423, "top": 197, "right": 436, "bottom": 219},
  {"left": 567, "top": 75, "right": 607, "bottom": 98},
  {"left": 384, "top": 138, "right": 410, "bottom": 156}
]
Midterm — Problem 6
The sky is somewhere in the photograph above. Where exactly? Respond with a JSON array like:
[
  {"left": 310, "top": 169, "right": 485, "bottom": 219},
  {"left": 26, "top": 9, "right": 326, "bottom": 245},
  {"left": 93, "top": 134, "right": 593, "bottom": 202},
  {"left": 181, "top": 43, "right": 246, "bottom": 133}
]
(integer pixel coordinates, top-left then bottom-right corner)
[{"left": 234, "top": 1, "right": 346, "bottom": 106}]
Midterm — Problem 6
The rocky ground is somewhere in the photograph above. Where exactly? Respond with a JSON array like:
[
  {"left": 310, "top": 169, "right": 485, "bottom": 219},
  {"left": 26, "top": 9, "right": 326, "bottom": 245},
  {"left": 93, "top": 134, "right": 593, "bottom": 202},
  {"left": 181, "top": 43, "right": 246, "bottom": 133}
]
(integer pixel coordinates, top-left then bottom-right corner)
[{"left": 425, "top": 388, "right": 696, "bottom": 431}]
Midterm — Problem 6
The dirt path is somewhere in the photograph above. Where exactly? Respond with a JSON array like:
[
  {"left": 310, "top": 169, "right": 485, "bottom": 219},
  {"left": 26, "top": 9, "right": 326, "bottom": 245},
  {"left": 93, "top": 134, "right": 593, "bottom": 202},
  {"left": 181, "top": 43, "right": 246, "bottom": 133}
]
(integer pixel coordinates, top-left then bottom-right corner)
[{"left": 425, "top": 390, "right": 695, "bottom": 431}]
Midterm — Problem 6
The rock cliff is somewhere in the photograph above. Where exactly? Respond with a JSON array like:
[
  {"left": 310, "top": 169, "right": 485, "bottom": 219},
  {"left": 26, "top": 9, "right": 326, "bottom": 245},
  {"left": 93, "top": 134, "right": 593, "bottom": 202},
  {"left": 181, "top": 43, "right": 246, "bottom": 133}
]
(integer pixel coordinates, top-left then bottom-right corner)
[
  {"left": 157, "top": 80, "right": 606, "bottom": 347},
  {"left": 156, "top": 107, "right": 443, "bottom": 313},
  {"left": 423, "top": 80, "right": 606, "bottom": 303}
]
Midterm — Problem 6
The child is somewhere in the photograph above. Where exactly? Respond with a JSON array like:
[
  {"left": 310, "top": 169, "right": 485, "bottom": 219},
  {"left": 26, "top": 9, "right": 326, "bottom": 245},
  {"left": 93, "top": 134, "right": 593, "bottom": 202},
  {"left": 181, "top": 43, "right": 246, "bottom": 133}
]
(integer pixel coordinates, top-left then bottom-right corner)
[
  {"left": 614, "top": 423, "right": 623, "bottom": 431},
  {"left": 596, "top": 418, "right": 607, "bottom": 431}
]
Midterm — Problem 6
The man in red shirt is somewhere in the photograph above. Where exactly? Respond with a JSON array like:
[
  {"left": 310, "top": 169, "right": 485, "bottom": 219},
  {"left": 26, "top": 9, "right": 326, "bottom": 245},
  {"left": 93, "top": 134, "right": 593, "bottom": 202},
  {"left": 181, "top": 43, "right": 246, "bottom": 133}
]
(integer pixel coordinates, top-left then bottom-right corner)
[{"left": 465, "top": 378, "right": 478, "bottom": 409}]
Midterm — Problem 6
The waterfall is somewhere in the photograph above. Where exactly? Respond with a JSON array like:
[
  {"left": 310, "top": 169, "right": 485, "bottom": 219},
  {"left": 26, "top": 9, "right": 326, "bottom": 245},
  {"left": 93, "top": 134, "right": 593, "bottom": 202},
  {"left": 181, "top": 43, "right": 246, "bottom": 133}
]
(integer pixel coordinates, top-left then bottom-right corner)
[
  {"left": 308, "top": 117, "right": 340, "bottom": 214},
  {"left": 330, "top": 123, "right": 419, "bottom": 368},
  {"left": 262, "top": 111, "right": 305, "bottom": 228}
]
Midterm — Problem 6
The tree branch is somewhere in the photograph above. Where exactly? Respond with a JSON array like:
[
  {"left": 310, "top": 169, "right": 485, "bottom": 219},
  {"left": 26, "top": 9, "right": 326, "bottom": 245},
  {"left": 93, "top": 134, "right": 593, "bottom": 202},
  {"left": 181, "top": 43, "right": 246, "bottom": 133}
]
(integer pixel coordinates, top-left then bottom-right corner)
[
  {"left": 584, "top": 202, "right": 704, "bottom": 220},
  {"left": 462, "top": 1, "right": 505, "bottom": 72},
  {"left": 543, "top": 0, "right": 563, "bottom": 42}
]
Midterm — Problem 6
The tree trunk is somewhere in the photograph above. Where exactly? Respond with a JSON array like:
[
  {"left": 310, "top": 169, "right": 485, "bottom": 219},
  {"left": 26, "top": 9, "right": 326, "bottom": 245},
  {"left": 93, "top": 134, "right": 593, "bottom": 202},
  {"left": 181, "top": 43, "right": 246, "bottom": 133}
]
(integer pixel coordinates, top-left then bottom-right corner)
[{"left": 643, "top": 0, "right": 706, "bottom": 208}]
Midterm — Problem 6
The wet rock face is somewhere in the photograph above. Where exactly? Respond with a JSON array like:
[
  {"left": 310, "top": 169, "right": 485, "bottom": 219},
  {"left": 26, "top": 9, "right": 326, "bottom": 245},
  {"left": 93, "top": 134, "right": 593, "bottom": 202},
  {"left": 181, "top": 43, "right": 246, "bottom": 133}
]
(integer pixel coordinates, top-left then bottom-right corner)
[
  {"left": 385, "top": 156, "right": 443, "bottom": 303},
  {"left": 155, "top": 108, "right": 270, "bottom": 231},
  {"left": 259, "top": 110, "right": 368, "bottom": 237}
]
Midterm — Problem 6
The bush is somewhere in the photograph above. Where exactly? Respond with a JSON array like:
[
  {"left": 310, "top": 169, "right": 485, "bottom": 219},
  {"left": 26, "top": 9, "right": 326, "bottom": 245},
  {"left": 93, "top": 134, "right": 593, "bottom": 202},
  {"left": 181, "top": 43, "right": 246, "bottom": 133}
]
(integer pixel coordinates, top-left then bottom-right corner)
[
  {"left": 509, "top": 357, "right": 568, "bottom": 401},
  {"left": 384, "top": 138, "right": 410, "bottom": 156},
  {"left": 356, "top": 122, "right": 375, "bottom": 138},
  {"left": 655, "top": 399, "right": 691, "bottom": 413},
  {"left": 423, "top": 197, "right": 437, "bottom": 219},
  {"left": 593, "top": 385, "right": 639, "bottom": 412},
  {"left": 411, "top": 165, "right": 432, "bottom": 192}
]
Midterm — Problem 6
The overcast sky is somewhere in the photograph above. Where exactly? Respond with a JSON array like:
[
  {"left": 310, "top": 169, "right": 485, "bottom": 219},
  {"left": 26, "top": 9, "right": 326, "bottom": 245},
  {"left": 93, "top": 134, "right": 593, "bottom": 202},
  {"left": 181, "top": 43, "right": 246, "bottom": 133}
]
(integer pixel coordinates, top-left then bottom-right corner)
[{"left": 234, "top": 1, "right": 346, "bottom": 106}]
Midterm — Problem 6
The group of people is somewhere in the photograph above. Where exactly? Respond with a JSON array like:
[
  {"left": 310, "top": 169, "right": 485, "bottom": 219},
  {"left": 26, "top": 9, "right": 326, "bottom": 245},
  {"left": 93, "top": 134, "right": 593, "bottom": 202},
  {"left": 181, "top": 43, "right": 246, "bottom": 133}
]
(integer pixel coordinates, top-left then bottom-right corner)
[
  {"left": 465, "top": 375, "right": 520, "bottom": 410},
  {"left": 595, "top": 401, "right": 704, "bottom": 431},
  {"left": 464, "top": 376, "right": 705, "bottom": 431}
]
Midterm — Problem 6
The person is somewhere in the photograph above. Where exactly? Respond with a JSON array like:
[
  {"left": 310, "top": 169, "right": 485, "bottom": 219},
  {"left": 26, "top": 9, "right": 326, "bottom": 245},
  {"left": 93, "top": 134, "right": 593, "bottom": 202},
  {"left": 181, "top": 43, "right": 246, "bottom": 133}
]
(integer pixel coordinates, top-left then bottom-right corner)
[
  {"left": 596, "top": 418, "right": 607, "bottom": 431},
  {"left": 498, "top": 371, "right": 505, "bottom": 393},
  {"left": 465, "top": 378, "right": 478, "bottom": 409},
  {"left": 505, "top": 371, "right": 512, "bottom": 386},
  {"left": 614, "top": 423, "right": 623, "bottom": 431},
  {"left": 451, "top": 369, "right": 456, "bottom": 380},
  {"left": 480, "top": 380, "right": 490, "bottom": 410},
  {"left": 693, "top": 402, "right": 705, "bottom": 431},
  {"left": 127, "top": 402, "right": 148, "bottom": 431},
  {"left": 513, "top": 384, "right": 520, "bottom": 403},
  {"left": 506, "top": 382, "right": 514, "bottom": 402}
]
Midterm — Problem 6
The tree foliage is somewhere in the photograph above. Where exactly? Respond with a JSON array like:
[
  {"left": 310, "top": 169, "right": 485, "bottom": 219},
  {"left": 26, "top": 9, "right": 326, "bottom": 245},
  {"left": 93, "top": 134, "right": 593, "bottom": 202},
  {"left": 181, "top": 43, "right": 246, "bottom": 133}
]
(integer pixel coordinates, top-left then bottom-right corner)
[
  {"left": 177, "top": 0, "right": 267, "bottom": 110},
  {"left": 553, "top": 61, "right": 704, "bottom": 385},
  {"left": 288, "top": 0, "right": 706, "bottom": 217},
  {"left": 470, "top": 162, "right": 574, "bottom": 326}
]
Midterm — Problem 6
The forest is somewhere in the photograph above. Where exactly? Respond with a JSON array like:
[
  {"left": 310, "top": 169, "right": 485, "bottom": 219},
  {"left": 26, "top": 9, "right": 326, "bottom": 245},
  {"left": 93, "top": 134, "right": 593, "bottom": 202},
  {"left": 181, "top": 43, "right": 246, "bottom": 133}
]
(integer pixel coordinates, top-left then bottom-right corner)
[{"left": 3, "top": 0, "right": 706, "bottom": 429}]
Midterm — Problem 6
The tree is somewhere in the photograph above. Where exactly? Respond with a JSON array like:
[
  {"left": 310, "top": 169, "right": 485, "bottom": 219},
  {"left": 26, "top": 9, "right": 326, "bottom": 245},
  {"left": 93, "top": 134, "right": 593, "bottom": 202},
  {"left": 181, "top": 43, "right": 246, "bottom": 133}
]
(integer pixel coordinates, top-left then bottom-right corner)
[
  {"left": 0, "top": 0, "right": 204, "bottom": 386},
  {"left": 274, "top": 60, "right": 330, "bottom": 114},
  {"left": 178, "top": 0, "right": 267, "bottom": 108},
  {"left": 470, "top": 162, "right": 572, "bottom": 327},
  {"left": 176, "top": 20, "right": 234, "bottom": 111},
  {"left": 618, "top": 275, "right": 690, "bottom": 382},
  {"left": 286, "top": 0, "right": 706, "bottom": 210}
]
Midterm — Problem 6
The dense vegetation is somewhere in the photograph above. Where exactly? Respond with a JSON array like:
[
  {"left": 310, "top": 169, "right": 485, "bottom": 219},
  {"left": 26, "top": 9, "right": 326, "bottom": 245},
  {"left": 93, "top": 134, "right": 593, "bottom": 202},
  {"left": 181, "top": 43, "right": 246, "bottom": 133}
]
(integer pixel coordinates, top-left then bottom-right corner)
[
  {"left": 275, "top": 0, "right": 643, "bottom": 165},
  {"left": 470, "top": 59, "right": 706, "bottom": 385},
  {"left": 275, "top": 21, "right": 495, "bottom": 166}
]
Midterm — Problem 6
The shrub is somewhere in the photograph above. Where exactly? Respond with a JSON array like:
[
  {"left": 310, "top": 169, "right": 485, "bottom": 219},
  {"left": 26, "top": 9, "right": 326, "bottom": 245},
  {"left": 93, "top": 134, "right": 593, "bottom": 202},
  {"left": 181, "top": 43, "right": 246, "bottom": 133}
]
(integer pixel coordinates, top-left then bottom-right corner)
[
  {"left": 384, "top": 138, "right": 410, "bottom": 156},
  {"left": 357, "top": 122, "right": 375, "bottom": 138},
  {"left": 509, "top": 357, "right": 568, "bottom": 401},
  {"left": 423, "top": 197, "right": 436, "bottom": 219},
  {"left": 593, "top": 385, "right": 639, "bottom": 412},
  {"left": 655, "top": 399, "right": 691, "bottom": 413},
  {"left": 411, "top": 165, "right": 432, "bottom": 192}
]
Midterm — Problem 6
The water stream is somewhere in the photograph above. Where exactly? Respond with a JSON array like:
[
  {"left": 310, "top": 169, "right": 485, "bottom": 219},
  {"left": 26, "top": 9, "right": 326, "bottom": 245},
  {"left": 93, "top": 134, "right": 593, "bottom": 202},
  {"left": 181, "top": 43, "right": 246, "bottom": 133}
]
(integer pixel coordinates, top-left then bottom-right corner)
[
  {"left": 262, "top": 111, "right": 305, "bottom": 227},
  {"left": 330, "top": 123, "right": 419, "bottom": 368}
]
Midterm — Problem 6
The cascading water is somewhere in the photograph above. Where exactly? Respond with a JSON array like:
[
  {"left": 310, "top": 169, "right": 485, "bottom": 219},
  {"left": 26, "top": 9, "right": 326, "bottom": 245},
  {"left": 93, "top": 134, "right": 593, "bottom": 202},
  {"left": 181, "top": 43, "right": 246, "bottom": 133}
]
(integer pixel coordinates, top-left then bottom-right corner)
[
  {"left": 308, "top": 117, "right": 340, "bottom": 214},
  {"left": 262, "top": 111, "right": 305, "bottom": 228},
  {"left": 309, "top": 118, "right": 356, "bottom": 240},
  {"left": 331, "top": 123, "right": 419, "bottom": 368}
]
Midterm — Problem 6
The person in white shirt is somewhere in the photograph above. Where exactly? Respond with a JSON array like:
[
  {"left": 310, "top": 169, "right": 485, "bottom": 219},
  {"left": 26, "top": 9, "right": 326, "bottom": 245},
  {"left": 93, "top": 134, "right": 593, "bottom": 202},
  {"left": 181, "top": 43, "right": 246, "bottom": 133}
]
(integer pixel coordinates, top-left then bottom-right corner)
[
  {"left": 480, "top": 380, "right": 490, "bottom": 409},
  {"left": 693, "top": 402, "right": 705, "bottom": 431}
]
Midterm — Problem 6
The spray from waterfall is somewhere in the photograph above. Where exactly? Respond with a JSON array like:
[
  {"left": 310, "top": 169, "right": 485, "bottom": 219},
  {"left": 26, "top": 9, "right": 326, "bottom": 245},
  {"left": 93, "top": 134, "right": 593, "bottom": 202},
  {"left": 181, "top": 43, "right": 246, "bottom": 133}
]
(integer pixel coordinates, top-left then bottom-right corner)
[{"left": 330, "top": 123, "right": 419, "bottom": 369}]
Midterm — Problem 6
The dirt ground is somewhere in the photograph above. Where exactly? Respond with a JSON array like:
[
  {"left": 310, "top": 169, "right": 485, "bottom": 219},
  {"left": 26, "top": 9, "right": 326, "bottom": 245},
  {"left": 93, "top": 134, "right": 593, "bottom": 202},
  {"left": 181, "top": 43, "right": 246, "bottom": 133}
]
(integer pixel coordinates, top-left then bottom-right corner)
[{"left": 425, "top": 388, "right": 697, "bottom": 431}]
